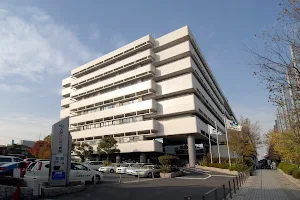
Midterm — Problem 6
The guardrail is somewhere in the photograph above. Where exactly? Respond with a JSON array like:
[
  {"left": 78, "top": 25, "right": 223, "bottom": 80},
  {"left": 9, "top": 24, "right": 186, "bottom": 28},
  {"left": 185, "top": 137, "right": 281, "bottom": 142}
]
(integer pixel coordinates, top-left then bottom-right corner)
[{"left": 184, "top": 166, "right": 253, "bottom": 200}]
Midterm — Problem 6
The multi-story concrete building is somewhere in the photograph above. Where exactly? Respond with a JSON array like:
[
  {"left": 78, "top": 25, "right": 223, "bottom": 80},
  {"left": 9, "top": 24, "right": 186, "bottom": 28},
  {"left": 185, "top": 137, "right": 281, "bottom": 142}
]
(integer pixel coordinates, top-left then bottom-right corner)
[
  {"left": 276, "top": 46, "right": 300, "bottom": 133},
  {"left": 60, "top": 26, "right": 236, "bottom": 167}
]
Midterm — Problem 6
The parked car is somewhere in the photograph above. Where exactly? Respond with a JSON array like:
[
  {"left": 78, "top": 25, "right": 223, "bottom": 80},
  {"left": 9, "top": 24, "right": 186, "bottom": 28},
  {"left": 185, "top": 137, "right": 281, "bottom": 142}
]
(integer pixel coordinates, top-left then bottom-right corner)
[
  {"left": 98, "top": 164, "right": 119, "bottom": 173},
  {"left": 116, "top": 163, "right": 132, "bottom": 174},
  {"left": 126, "top": 163, "right": 145, "bottom": 175},
  {"left": 23, "top": 158, "right": 36, "bottom": 162},
  {"left": 24, "top": 160, "right": 102, "bottom": 183},
  {"left": 0, "top": 156, "right": 23, "bottom": 165},
  {"left": 0, "top": 162, "right": 19, "bottom": 176},
  {"left": 82, "top": 161, "right": 104, "bottom": 170},
  {"left": 132, "top": 165, "right": 161, "bottom": 178},
  {"left": 19, "top": 161, "right": 32, "bottom": 177}
]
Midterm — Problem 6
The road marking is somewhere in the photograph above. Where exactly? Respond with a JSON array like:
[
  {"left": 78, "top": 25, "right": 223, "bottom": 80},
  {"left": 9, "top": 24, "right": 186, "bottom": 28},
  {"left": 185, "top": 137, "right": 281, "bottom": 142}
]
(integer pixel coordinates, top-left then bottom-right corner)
[
  {"left": 210, "top": 174, "right": 236, "bottom": 178},
  {"left": 122, "top": 178, "right": 161, "bottom": 184},
  {"left": 176, "top": 174, "right": 212, "bottom": 180}
]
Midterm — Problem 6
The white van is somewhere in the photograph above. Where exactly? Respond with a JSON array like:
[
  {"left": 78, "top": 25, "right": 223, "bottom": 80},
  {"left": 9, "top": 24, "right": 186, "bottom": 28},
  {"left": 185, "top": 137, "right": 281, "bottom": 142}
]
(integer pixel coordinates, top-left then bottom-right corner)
[{"left": 24, "top": 160, "right": 102, "bottom": 183}]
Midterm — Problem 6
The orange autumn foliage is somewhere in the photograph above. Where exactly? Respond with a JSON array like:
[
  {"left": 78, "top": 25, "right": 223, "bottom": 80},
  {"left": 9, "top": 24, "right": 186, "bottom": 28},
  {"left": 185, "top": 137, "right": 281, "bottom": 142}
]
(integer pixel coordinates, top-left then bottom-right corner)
[{"left": 30, "top": 140, "right": 51, "bottom": 159}]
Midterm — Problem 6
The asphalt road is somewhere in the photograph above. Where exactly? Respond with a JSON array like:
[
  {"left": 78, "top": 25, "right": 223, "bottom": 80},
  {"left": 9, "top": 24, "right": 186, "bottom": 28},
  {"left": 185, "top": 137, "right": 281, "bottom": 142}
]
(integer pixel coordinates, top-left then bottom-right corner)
[{"left": 49, "top": 169, "right": 238, "bottom": 200}]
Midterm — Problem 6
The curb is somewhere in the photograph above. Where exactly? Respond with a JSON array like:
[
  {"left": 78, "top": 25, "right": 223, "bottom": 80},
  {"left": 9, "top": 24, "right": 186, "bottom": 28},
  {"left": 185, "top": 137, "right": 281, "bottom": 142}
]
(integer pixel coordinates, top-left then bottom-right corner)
[{"left": 277, "top": 169, "right": 300, "bottom": 189}]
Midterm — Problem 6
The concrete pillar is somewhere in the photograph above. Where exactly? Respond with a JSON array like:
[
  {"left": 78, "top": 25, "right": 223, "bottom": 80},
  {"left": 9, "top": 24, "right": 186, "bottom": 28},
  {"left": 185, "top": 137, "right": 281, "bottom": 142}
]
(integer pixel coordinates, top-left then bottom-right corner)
[
  {"left": 140, "top": 153, "right": 146, "bottom": 163},
  {"left": 116, "top": 154, "right": 121, "bottom": 163},
  {"left": 187, "top": 135, "right": 196, "bottom": 168}
]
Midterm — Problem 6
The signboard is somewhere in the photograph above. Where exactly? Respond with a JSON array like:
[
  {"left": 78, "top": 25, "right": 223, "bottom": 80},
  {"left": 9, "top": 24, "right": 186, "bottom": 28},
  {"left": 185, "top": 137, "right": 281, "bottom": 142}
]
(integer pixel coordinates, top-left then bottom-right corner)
[
  {"left": 226, "top": 119, "right": 242, "bottom": 131},
  {"left": 51, "top": 171, "right": 66, "bottom": 180},
  {"left": 49, "top": 117, "right": 72, "bottom": 186}
]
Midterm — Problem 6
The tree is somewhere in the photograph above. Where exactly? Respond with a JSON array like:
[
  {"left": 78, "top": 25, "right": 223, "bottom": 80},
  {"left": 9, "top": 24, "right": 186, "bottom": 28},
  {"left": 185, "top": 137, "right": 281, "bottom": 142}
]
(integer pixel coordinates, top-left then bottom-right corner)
[
  {"left": 245, "top": 0, "right": 300, "bottom": 135},
  {"left": 97, "top": 136, "right": 120, "bottom": 161},
  {"left": 228, "top": 117, "right": 261, "bottom": 161},
  {"left": 266, "top": 129, "right": 300, "bottom": 164},
  {"left": 44, "top": 135, "right": 51, "bottom": 141},
  {"left": 30, "top": 140, "right": 51, "bottom": 159},
  {"left": 73, "top": 142, "right": 93, "bottom": 162}
]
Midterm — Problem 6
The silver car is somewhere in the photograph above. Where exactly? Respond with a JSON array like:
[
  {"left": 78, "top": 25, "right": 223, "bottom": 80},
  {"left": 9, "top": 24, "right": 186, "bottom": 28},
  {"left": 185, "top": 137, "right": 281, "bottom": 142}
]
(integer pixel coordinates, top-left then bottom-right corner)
[
  {"left": 98, "top": 164, "right": 119, "bottom": 173},
  {"left": 83, "top": 161, "right": 104, "bottom": 170},
  {"left": 132, "top": 165, "right": 160, "bottom": 178}
]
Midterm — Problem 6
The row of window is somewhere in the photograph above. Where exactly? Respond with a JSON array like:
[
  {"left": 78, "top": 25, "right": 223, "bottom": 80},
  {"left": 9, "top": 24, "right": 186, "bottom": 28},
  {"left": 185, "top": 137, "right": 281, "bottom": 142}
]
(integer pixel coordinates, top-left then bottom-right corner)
[
  {"left": 75, "top": 76, "right": 152, "bottom": 102},
  {"left": 196, "top": 88, "right": 224, "bottom": 126},
  {"left": 80, "top": 135, "right": 143, "bottom": 146},
  {"left": 76, "top": 80, "right": 139, "bottom": 101},
  {"left": 76, "top": 66, "right": 139, "bottom": 90},
  {"left": 73, "top": 41, "right": 150, "bottom": 77},
  {"left": 73, "top": 66, "right": 151, "bottom": 99},
  {"left": 77, "top": 99, "right": 139, "bottom": 116},
  {"left": 71, "top": 116, "right": 143, "bottom": 132}
]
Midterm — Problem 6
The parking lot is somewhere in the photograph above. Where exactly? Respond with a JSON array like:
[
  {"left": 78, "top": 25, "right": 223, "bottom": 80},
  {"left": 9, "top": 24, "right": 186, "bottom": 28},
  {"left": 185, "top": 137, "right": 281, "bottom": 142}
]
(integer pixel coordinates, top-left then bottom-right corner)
[{"left": 51, "top": 168, "right": 237, "bottom": 200}]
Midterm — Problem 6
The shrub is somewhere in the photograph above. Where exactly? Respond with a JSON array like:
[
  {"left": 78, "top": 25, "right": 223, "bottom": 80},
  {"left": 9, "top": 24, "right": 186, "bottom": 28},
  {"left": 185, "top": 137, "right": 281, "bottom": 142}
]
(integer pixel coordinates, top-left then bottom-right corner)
[
  {"left": 158, "top": 154, "right": 179, "bottom": 166},
  {"left": 160, "top": 165, "right": 171, "bottom": 173},
  {"left": 199, "top": 157, "right": 209, "bottom": 166},
  {"left": 103, "top": 161, "right": 112, "bottom": 166},
  {"left": 211, "top": 163, "right": 230, "bottom": 169},
  {"left": 229, "top": 160, "right": 248, "bottom": 172},
  {"left": 278, "top": 162, "right": 298, "bottom": 175},
  {"left": 292, "top": 168, "right": 300, "bottom": 179}
]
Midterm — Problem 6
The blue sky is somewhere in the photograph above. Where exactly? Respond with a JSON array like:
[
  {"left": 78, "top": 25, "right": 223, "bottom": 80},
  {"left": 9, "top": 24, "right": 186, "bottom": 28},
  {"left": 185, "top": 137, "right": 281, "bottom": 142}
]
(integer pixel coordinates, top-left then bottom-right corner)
[{"left": 0, "top": 0, "right": 281, "bottom": 156}]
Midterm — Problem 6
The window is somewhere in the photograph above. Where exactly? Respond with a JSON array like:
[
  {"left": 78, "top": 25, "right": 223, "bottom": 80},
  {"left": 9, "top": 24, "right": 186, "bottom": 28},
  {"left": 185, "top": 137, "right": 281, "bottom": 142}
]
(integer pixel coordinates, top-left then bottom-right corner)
[
  {"left": 0, "top": 157, "right": 12, "bottom": 162},
  {"left": 71, "top": 163, "right": 88, "bottom": 170}
]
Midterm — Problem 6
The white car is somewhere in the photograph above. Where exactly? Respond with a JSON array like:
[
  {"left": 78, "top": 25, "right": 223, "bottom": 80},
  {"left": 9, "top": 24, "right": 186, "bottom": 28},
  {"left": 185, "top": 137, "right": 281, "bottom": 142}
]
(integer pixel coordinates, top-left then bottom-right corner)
[
  {"left": 132, "top": 165, "right": 160, "bottom": 178},
  {"left": 24, "top": 160, "right": 103, "bottom": 183},
  {"left": 116, "top": 163, "right": 134, "bottom": 174},
  {"left": 98, "top": 164, "right": 119, "bottom": 173},
  {"left": 126, "top": 163, "right": 145, "bottom": 175},
  {"left": 82, "top": 161, "right": 104, "bottom": 170}
]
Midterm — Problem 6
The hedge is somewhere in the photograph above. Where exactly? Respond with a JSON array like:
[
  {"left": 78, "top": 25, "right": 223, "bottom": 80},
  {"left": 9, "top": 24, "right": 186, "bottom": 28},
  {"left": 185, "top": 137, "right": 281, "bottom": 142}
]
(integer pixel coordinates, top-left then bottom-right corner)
[{"left": 278, "top": 162, "right": 300, "bottom": 179}]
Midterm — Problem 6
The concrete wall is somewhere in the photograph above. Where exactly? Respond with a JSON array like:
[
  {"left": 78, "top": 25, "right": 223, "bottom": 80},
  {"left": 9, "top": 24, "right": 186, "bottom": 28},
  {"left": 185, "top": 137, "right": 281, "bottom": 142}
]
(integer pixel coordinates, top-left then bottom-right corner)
[{"left": 0, "top": 185, "right": 33, "bottom": 200}]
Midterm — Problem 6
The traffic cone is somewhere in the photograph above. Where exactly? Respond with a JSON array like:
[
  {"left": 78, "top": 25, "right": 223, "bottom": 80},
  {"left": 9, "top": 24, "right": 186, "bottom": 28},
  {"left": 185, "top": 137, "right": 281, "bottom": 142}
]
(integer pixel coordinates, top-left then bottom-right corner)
[{"left": 13, "top": 183, "right": 20, "bottom": 200}]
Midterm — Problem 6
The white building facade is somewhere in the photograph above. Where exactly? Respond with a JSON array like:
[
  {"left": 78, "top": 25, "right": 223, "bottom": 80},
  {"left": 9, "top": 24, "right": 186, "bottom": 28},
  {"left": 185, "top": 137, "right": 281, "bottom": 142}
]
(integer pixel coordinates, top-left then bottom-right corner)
[{"left": 60, "top": 26, "right": 236, "bottom": 167}]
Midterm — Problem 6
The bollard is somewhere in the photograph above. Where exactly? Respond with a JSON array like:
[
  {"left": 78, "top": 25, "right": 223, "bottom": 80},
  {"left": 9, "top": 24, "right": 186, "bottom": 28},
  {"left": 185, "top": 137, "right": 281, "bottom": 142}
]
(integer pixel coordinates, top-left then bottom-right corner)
[
  {"left": 202, "top": 194, "right": 206, "bottom": 200},
  {"left": 94, "top": 175, "right": 96, "bottom": 187},
  {"left": 233, "top": 179, "right": 236, "bottom": 194},
  {"left": 214, "top": 189, "right": 218, "bottom": 200},
  {"left": 152, "top": 171, "right": 154, "bottom": 180},
  {"left": 222, "top": 184, "right": 226, "bottom": 200},
  {"left": 236, "top": 177, "right": 239, "bottom": 190},
  {"left": 239, "top": 174, "right": 242, "bottom": 187},
  {"left": 228, "top": 181, "right": 232, "bottom": 199},
  {"left": 138, "top": 173, "right": 140, "bottom": 182},
  {"left": 119, "top": 173, "right": 122, "bottom": 184}
]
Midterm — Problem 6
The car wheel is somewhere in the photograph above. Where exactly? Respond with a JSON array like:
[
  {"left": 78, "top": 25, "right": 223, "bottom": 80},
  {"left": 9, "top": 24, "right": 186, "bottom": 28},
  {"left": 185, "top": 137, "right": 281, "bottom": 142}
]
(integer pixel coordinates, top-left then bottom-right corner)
[
  {"left": 95, "top": 175, "right": 101, "bottom": 183},
  {"left": 110, "top": 169, "right": 114, "bottom": 173},
  {"left": 148, "top": 172, "right": 152, "bottom": 178}
]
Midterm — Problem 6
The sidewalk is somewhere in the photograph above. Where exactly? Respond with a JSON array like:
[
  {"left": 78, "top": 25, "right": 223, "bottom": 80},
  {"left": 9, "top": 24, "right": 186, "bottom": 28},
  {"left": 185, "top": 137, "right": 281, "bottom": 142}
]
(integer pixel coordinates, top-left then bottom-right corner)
[{"left": 232, "top": 170, "right": 300, "bottom": 200}]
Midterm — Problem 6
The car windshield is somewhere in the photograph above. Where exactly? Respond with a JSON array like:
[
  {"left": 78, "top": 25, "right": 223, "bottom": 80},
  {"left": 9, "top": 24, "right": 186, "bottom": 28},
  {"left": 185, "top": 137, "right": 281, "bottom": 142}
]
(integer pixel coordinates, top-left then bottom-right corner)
[{"left": 120, "top": 164, "right": 129, "bottom": 167}]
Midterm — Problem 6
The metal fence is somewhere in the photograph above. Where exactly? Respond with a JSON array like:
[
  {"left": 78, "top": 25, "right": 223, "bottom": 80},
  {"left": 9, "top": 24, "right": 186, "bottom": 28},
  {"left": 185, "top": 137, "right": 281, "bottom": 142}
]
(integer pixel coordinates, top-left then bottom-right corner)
[{"left": 184, "top": 166, "right": 253, "bottom": 200}]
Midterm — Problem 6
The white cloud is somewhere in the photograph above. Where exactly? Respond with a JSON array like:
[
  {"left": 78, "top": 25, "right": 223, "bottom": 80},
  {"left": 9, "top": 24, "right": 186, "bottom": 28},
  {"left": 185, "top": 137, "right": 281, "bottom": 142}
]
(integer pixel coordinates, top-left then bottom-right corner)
[
  {"left": 0, "top": 6, "right": 99, "bottom": 82},
  {"left": 0, "top": 83, "right": 29, "bottom": 93},
  {"left": 0, "top": 113, "right": 56, "bottom": 145}
]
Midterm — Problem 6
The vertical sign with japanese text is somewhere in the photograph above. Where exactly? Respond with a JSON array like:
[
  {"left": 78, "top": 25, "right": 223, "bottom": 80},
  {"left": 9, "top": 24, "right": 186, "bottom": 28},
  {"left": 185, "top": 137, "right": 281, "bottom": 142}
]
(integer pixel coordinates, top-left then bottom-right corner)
[{"left": 49, "top": 117, "right": 71, "bottom": 186}]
